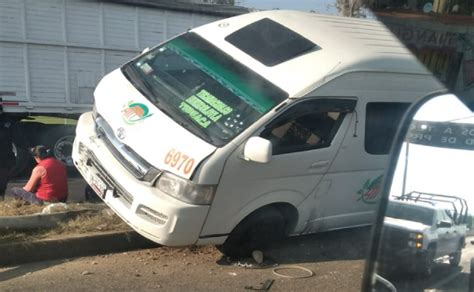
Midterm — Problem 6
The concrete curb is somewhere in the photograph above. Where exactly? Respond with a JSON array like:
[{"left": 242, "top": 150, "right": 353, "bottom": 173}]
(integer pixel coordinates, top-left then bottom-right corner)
[
  {"left": 0, "top": 210, "right": 92, "bottom": 230},
  {"left": 0, "top": 230, "right": 159, "bottom": 267}
]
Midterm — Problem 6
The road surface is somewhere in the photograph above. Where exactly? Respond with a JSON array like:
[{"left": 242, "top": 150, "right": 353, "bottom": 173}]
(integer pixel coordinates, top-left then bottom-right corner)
[
  {"left": 386, "top": 236, "right": 474, "bottom": 291},
  {"left": 0, "top": 227, "right": 370, "bottom": 291}
]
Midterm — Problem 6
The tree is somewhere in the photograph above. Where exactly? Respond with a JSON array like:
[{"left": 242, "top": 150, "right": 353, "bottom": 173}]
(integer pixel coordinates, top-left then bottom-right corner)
[{"left": 336, "top": 0, "right": 372, "bottom": 18}]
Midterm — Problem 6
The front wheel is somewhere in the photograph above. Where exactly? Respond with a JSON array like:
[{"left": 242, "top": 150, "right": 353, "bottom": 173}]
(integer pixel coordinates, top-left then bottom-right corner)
[
  {"left": 216, "top": 206, "right": 286, "bottom": 259},
  {"left": 418, "top": 247, "right": 435, "bottom": 277},
  {"left": 449, "top": 241, "right": 463, "bottom": 267}
]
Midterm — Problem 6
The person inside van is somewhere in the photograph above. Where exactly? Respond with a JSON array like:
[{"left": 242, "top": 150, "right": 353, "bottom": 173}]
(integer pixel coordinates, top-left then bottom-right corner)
[{"left": 10, "top": 145, "right": 68, "bottom": 205}]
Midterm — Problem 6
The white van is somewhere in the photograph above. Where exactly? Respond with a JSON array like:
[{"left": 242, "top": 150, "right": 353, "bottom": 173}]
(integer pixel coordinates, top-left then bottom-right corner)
[{"left": 72, "top": 10, "right": 444, "bottom": 256}]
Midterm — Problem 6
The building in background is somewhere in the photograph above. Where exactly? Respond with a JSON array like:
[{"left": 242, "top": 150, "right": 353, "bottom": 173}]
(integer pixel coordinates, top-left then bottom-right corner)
[{"left": 368, "top": 0, "right": 474, "bottom": 106}]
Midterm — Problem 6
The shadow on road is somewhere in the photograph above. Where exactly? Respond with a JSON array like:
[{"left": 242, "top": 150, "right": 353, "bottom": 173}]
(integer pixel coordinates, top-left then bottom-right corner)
[
  {"left": 264, "top": 226, "right": 372, "bottom": 265},
  {"left": 0, "top": 259, "right": 69, "bottom": 282},
  {"left": 388, "top": 265, "right": 466, "bottom": 292}
]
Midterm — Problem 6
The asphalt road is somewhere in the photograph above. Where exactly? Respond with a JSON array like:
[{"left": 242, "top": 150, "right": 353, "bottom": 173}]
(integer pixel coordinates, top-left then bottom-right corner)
[
  {"left": 385, "top": 236, "right": 474, "bottom": 292},
  {"left": 0, "top": 227, "right": 371, "bottom": 291}
]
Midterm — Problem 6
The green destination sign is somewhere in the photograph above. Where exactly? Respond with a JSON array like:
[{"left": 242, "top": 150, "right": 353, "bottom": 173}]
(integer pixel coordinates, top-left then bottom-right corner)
[{"left": 179, "top": 89, "right": 233, "bottom": 128}]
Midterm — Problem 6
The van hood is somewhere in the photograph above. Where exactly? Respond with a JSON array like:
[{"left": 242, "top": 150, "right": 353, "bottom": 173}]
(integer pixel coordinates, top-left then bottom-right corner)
[
  {"left": 384, "top": 217, "right": 429, "bottom": 233},
  {"left": 93, "top": 69, "right": 216, "bottom": 179}
]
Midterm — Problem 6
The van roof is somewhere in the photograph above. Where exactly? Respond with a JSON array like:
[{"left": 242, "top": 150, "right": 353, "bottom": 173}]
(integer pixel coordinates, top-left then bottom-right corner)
[{"left": 192, "top": 10, "right": 432, "bottom": 97}]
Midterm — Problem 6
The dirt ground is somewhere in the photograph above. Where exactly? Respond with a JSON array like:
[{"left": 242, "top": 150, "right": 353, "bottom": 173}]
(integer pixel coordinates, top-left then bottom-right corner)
[
  {"left": 0, "top": 200, "right": 130, "bottom": 244},
  {"left": 0, "top": 178, "right": 373, "bottom": 291},
  {"left": 0, "top": 227, "right": 371, "bottom": 291}
]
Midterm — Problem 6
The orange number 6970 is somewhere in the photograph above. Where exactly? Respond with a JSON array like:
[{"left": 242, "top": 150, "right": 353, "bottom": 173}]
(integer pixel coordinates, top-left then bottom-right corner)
[{"left": 164, "top": 149, "right": 195, "bottom": 175}]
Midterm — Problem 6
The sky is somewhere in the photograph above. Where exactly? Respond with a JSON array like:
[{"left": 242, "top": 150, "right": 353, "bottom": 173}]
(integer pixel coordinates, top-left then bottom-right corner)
[
  {"left": 237, "top": 0, "right": 338, "bottom": 14},
  {"left": 390, "top": 95, "right": 474, "bottom": 212}
]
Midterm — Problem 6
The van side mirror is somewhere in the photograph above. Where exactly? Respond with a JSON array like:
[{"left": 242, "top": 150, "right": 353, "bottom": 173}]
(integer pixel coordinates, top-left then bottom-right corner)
[
  {"left": 437, "top": 220, "right": 452, "bottom": 228},
  {"left": 243, "top": 137, "right": 272, "bottom": 163}
]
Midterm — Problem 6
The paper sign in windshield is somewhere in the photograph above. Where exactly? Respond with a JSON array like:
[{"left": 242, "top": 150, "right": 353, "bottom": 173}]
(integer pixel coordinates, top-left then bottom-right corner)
[
  {"left": 407, "top": 120, "right": 474, "bottom": 150},
  {"left": 179, "top": 89, "right": 232, "bottom": 128}
]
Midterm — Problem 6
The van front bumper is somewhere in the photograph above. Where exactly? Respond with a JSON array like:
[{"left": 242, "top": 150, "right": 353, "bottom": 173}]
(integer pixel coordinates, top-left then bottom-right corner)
[{"left": 72, "top": 112, "right": 210, "bottom": 246}]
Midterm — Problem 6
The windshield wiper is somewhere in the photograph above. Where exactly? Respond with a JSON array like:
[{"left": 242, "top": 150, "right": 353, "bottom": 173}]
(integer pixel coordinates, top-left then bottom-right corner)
[
  {"left": 122, "top": 66, "right": 158, "bottom": 103},
  {"left": 177, "top": 117, "right": 216, "bottom": 145}
]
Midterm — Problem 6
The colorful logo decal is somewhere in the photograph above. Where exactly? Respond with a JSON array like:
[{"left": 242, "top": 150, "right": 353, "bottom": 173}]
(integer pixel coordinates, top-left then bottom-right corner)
[
  {"left": 356, "top": 175, "right": 383, "bottom": 204},
  {"left": 122, "top": 101, "right": 153, "bottom": 124}
]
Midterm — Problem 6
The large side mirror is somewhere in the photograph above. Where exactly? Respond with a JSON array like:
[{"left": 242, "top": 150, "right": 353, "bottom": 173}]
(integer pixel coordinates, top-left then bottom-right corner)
[
  {"left": 437, "top": 220, "right": 453, "bottom": 228},
  {"left": 363, "top": 93, "right": 474, "bottom": 290},
  {"left": 243, "top": 137, "right": 272, "bottom": 163}
]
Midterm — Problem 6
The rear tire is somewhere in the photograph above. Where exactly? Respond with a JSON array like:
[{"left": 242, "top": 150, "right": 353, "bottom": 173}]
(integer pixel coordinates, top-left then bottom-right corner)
[
  {"left": 449, "top": 241, "right": 463, "bottom": 267},
  {"left": 38, "top": 125, "right": 78, "bottom": 177},
  {"left": 9, "top": 142, "right": 32, "bottom": 178},
  {"left": 216, "top": 206, "right": 286, "bottom": 259}
]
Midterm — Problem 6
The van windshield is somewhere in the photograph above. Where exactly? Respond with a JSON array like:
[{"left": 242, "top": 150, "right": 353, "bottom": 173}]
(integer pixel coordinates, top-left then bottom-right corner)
[
  {"left": 122, "top": 32, "right": 288, "bottom": 146},
  {"left": 386, "top": 203, "right": 434, "bottom": 226}
]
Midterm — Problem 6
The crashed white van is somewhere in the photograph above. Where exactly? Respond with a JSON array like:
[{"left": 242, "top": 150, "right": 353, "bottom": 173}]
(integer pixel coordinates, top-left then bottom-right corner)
[{"left": 72, "top": 10, "right": 444, "bottom": 256}]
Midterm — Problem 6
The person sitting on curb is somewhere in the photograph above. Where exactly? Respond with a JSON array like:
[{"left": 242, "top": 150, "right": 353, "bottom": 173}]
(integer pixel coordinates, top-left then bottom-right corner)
[{"left": 10, "top": 145, "right": 68, "bottom": 205}]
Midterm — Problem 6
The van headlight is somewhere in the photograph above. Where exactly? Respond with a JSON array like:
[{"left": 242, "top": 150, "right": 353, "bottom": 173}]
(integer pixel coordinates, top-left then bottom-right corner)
[{"left": 156, "top": 172, "right": 216, "bottom": 205}]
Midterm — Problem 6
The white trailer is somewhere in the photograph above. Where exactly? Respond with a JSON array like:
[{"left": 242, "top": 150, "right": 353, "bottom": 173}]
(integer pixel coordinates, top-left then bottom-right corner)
[{"left": 0, "top": 0, "right": 246, "bottom": 175}]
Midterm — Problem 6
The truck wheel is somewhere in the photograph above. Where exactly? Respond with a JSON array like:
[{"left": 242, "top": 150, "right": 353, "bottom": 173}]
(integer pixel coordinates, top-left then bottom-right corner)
[
  {"left": 9, "top": 142, "right": 32, "bottom": 178},
  {"left": 40, "top": 126, "right": 76, "bottom": 167},
  {"left": 216, "top": 206, "right": 286, "bottom": 259},
  {"left": 449, "top": 242, "right": 463, "bottom": 267},
  {"left": 52, "top": 134, "right": 75, "bottom": 167},
  {"left": 419, "top": 247, "right": 435, "bottom": 277}
]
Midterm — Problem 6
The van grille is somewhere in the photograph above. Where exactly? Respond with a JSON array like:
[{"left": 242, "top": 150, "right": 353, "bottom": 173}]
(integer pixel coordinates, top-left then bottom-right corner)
[
  {"left": 381, "top": 226, "right": 409, "bottom": 251},
  {"left": 86, "top": 149, "right": 134, "bottom": 206},
  {"left": 94, "top": 115, "right": 161, "bottom": 182}
]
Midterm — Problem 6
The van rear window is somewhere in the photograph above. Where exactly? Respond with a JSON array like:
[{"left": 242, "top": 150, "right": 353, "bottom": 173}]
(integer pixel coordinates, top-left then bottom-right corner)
[{"left": 225, "top": 18, "right": 318, "bottom": 66}]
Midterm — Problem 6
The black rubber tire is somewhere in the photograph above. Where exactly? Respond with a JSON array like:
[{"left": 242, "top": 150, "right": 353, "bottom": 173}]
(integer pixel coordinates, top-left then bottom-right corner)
[
  {"left": 37, "top": 125, "right": 77, "bottom": 177},
  {"left": 216, "top": 206, "right": 286, "bottom": 259},
  {"left": 449, "top": 241, "right": 463, "bottom": 267},
  {"left": 85, "top": 185, "right": 102, "bottom": 203},
  {"left": 419, "top": 247, "right": 435, "bottom": 277},
  {"left": 9, "top": 142, "right": 33, "bottom": 178}
]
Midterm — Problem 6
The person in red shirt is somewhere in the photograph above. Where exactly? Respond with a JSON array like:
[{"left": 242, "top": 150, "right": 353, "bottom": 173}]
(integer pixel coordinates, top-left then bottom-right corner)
[{"left": 10, "top": 145, "right": 68, "bottom": 205}]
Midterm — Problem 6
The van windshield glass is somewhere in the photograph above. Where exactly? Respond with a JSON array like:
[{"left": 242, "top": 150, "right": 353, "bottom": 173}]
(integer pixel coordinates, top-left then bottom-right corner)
[
  {"left": 121, "top": 32, "right": 288, "bottom": 146},
  {"left": 386, "top": 203, "right": 434, "bottom": 226}
]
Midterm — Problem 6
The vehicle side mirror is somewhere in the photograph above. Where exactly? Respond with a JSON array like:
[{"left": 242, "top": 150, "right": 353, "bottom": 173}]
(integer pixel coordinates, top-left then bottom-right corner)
[
  {"left": 437, "top": 220, "right": 452, "bottom": 228},
  {"left": 141, "top": 47, "right": 150, "bottom": 54},
  {"left": 243, "top": 137, "right": 272, "bottom": 163},
  {"left": 363, "top": 93, "right": 474, "bottom": 291}
]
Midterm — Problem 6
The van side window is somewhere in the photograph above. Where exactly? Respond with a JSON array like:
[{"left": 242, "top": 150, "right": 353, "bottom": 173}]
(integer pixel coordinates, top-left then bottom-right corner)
[
  {"left": 261, "top": 99, "right": 354, "bottom": 155},
  {"left": 365, "top": 102, "right": 410, "bottom": 155}
]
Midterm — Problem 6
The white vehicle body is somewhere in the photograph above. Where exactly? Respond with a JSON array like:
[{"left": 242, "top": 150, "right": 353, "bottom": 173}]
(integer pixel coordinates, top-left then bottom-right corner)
[
  {"left": 73, "top": 10, "right": 445, "bottom": 247},
  {"left": 384, "top": 201, "right": 466, "bottom": 260}
]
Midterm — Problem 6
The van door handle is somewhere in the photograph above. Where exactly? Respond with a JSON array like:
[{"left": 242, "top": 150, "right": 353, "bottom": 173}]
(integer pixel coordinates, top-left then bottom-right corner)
[{"left": 310, "top": 161, "right": 329, "bottom": 169}]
